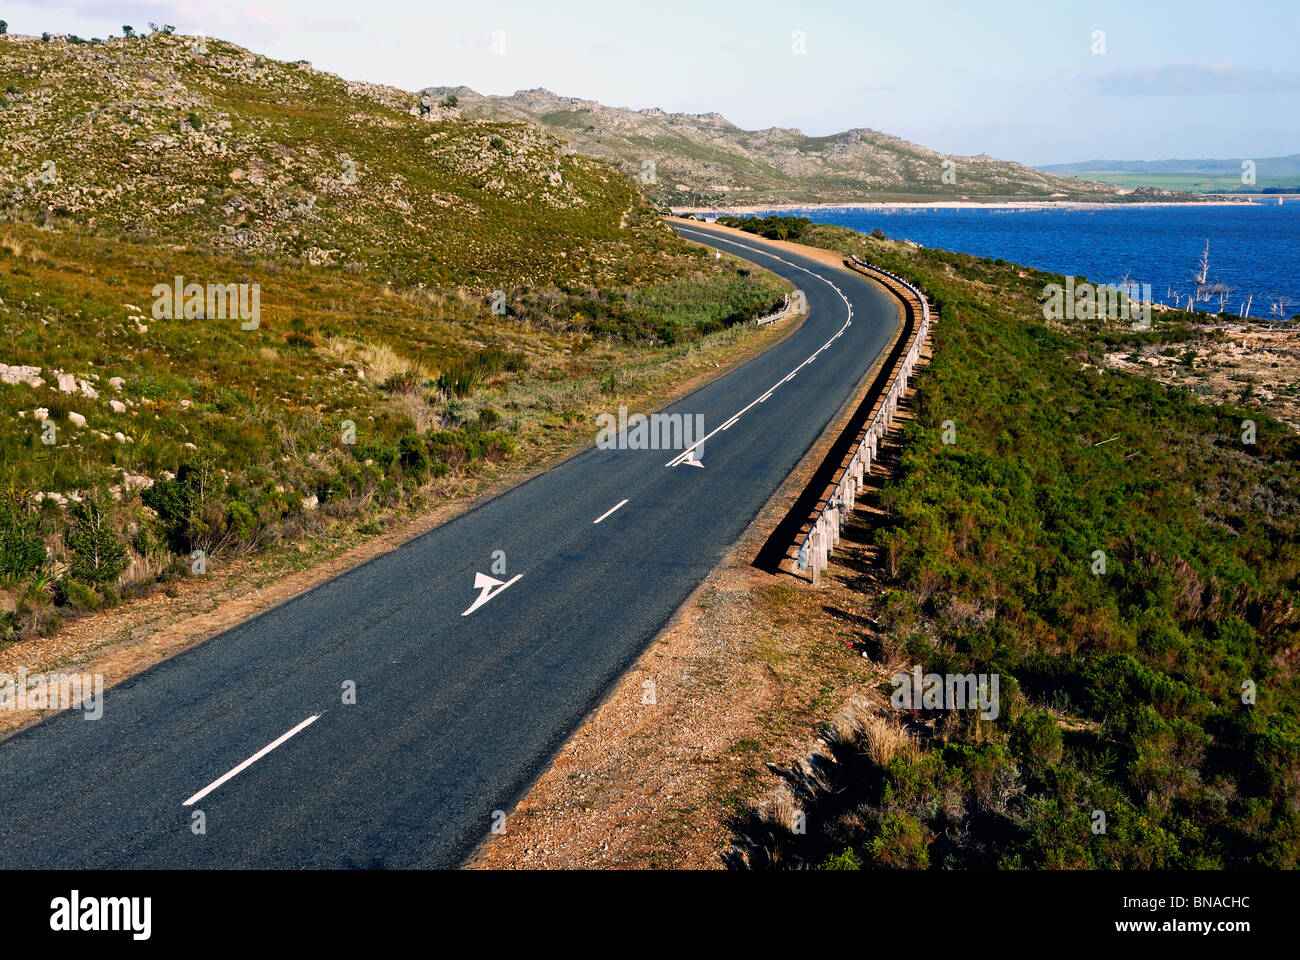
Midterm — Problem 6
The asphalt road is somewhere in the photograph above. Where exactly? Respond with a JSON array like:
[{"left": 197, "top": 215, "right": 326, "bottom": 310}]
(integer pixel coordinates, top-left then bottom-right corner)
[{"left": 0, "top": 222, "right": 900, "bottom": 868}]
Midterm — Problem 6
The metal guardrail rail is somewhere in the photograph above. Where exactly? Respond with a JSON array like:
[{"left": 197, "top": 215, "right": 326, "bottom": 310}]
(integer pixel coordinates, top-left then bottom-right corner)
[
  {"left": 755, "top": 293, "right": 791, "bottom": 325},
  {"left": 790, "top": 257, "right": 933, "bottom": 584}
]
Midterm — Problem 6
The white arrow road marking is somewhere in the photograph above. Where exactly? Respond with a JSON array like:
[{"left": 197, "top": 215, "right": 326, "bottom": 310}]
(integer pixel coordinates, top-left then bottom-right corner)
[
  {"left": 665, "top": 226, "right": 855, "bottom": 469},
  {"left": 183, "top": 714, "right": 320, "bottom": 806},
  {"left": 461, "top": 570, "right": 523, "bottom": 616},
  {"left": 593, "top": 499, "right": 629, "bottom": 524},
  {"left": 681, "top": 448, "right": 704, "bottom": 468}
]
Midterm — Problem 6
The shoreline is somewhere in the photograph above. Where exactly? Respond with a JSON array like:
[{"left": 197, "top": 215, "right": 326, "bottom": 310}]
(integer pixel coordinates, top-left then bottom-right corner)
[{"left": 672, "top": 198, "right": 1261, "bottom": 215}]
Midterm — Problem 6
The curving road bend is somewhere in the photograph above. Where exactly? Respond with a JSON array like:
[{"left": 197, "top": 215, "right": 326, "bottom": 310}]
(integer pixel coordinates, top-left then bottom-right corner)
[{"left": 0, "top": 221, "right": 900, "bottom": 868}]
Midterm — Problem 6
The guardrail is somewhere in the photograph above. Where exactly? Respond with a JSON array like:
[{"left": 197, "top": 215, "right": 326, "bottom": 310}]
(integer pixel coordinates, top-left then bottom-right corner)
[
  {"left": 850, "top": 256, "right": 930, "bottom": 325},
  {"left": 790, "top": 258, "right": 933, "bottom": 584},
  {"left": 755, "top": 293, "right": 792, "bottom": 326}
]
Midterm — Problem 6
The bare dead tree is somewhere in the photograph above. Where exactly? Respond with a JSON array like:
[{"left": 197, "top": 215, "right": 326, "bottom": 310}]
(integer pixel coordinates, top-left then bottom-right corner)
[{"left": 1194, "top": 239, "right": 1211, "bottom": 289}]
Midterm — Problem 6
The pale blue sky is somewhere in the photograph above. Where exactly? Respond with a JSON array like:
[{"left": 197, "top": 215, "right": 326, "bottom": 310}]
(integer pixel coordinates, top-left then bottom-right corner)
[{"left": 8, "top": 0, "right": 1298, "bottom": 165}]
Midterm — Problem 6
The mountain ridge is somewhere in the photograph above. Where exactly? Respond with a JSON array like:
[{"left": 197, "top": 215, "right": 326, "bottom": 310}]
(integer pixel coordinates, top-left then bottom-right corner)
[{"left": 427, "top": 85, "right": 1129, "bottom": 207}]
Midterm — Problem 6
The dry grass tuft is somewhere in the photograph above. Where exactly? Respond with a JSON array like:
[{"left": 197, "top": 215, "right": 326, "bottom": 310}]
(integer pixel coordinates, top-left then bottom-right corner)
[
  {"left": 860, "top": 713, "right": 920, "bottom": 768},
  {"left": 327, "top": 337, "right": 436, "bottom": 386}
]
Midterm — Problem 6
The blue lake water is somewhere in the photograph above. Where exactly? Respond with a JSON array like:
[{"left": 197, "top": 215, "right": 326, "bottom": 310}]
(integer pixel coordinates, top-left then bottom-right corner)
[{"left": 746, "top": 202, "right": 1300, "bottom": 319}]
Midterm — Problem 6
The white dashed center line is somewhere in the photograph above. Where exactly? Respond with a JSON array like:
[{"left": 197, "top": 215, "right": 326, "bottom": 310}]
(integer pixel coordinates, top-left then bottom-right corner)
[
  {"left": 183, "top": 714, "right": 320, "bottom": 806},
  {"left": 593, "top": 499, "right": 629, "bottom": 524},
  {"left": 665, "top": 226, "right": 855, "bottom": 468}
]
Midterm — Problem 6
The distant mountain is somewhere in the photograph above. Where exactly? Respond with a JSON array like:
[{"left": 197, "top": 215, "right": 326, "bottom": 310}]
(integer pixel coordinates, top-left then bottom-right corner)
[
  {"left": 1037, "top": 156, "right": 1300, "bottom": 193},
  {"left": 427, "top": 86, "right": 1128, "bottom": 208}
]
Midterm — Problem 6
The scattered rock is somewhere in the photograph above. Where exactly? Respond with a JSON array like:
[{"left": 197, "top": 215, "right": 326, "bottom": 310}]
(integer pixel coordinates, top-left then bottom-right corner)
[
  {"left": 0, "top": 363, "right": 44, "bottom": 388},
  {"left": 121, "top": 472, "right": 154, "bottom": 493}
]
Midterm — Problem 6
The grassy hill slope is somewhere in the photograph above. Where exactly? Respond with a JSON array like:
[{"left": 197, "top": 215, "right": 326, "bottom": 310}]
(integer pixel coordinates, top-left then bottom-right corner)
[{"left": 0, "top": 33, "right": 697, "bottom": 288}]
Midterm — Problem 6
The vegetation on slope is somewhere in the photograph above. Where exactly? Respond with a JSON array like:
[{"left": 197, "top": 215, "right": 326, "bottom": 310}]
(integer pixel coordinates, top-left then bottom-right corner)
[
  {"left": 0, "top": 30, "right": 786, "bottom": 644},
  {"left": 741, "top": 218, "right": 1299, "bottom": 868},
  {"left": 0, "top": 32, "right": 695, "bottom": 288}
]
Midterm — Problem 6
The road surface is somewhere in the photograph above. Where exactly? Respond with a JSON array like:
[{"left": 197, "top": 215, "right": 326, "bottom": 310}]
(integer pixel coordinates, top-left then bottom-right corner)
[{"left": 0, "top": 222, "right": 899, "bottom": 868}]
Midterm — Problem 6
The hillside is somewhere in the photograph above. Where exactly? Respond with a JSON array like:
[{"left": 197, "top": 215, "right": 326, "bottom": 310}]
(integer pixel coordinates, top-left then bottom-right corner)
[
  {"left": 0, "top": 33, "right": 699, "bottom": 288},
  {"left": 1038, "top": 155, "right": 1300, "bottom": 193},
  {"left": 0, "top": 30, "right": 788, "bottom": 646},
  {"left": 428, "top": 86, "right": 1128, "bottom": 207},
  {"left": 695, "top": 219, "right": 1300, "bottom": 869}
]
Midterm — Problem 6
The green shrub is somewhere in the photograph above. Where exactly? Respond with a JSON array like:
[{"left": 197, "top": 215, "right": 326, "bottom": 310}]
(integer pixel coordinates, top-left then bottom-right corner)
[
  {"left": 142, "top": 461, "right": 216, "bottom": 552},
  {"left": 870, "top": 812, "right": 929, "bottom": 869},
  {"left": 397, "top": 433, "right": 431, "bottom": 475},
  {"left": 0, "top": 491, "right": 48, "bottom": 579},
  {"left": 65, "top": 495, "right": 128, "bottom": 586},
  {"left": 54, "top": 578, "right": 101, "bottom": 611},
  {"left": 1010, "top": 711, "right": 1064, "bottom": 777},
  {"left": 818, "top": 847, "right": 863, "bottom": 870},
  {"left": 226, "top": 499, "right": 258, "bottom": 541}
]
